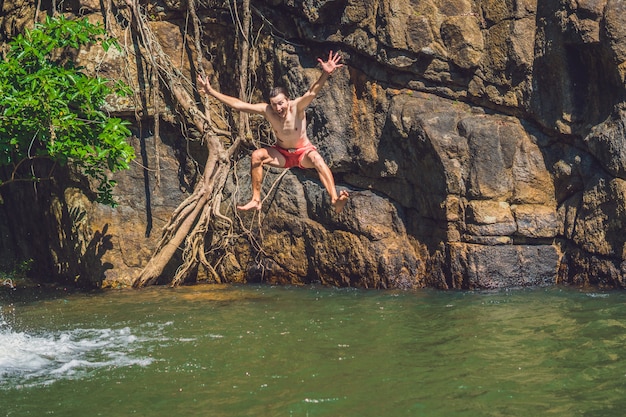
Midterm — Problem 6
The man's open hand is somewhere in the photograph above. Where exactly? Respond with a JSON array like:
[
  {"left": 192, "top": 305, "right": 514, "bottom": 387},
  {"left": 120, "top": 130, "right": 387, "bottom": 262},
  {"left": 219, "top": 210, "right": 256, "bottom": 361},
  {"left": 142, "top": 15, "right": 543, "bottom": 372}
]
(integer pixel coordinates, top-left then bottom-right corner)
[{"left": 318, "top": 51, "right": 343, "bottom": 75}]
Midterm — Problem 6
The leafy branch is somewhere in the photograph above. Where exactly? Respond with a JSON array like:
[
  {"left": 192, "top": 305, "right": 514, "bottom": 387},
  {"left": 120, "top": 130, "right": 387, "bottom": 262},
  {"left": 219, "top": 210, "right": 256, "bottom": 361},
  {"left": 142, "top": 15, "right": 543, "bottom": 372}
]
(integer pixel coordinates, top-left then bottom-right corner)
[{"left": 0, "top": 15, "right": 135, "bottom": 206}]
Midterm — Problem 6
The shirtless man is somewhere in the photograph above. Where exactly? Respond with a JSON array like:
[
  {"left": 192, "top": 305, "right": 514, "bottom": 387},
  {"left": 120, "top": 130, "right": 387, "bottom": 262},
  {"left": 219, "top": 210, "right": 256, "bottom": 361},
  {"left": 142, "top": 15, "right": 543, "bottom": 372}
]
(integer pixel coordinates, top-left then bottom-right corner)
[{"left": 196, "top": 51, "right": 349, "bottom": 213}]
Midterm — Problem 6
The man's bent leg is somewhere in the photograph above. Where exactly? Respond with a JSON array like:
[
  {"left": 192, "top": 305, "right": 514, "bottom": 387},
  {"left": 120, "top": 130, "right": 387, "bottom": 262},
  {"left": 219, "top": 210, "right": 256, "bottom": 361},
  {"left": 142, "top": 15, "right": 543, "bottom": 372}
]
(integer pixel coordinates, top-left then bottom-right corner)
[
  {"left": 237, "top": 147, "right": 284, "bottom": 211},
  {"left": 301, "top": 150, "right": 349, "bottom": 213}
]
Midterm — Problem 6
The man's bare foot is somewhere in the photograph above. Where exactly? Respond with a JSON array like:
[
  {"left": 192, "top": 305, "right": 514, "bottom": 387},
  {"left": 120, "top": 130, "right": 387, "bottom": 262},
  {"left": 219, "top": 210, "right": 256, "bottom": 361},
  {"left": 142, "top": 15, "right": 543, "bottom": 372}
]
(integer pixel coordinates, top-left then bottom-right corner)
[
  {"left": 237, "top": 199, "right": 262, "bottom": 211},
  {"left": 331, "top": 190, "right": 349, "bottom": 213}
]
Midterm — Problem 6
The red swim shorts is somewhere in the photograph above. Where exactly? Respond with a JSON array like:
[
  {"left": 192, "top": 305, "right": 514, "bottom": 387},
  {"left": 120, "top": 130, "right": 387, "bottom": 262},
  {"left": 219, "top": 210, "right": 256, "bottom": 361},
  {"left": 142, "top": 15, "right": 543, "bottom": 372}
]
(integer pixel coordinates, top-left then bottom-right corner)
[{"left": 272, "top": 143, "right": 317, "bottom": 169}]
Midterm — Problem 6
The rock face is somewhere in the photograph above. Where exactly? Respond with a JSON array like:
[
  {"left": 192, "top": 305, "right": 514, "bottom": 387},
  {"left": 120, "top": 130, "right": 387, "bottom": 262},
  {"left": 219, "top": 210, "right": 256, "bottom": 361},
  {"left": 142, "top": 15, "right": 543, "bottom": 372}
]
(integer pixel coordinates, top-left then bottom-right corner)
[{"left": 1, "top": 0, "right": 626, "bottom": 289}]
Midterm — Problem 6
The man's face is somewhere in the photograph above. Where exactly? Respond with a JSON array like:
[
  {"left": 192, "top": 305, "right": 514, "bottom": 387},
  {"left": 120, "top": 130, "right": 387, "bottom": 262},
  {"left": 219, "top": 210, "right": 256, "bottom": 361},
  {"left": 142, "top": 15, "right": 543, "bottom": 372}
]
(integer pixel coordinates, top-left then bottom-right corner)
[{"left": 270, "top": 94, "right": 289, "bottom": 118}]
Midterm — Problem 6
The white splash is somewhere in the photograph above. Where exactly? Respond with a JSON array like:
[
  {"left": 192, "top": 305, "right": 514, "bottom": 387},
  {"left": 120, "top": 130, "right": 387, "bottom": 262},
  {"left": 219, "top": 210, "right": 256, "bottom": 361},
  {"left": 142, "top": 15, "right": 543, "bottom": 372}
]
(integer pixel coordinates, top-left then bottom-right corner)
[{"left": 0, "top": 319, "right": 157, "bottom": 388}]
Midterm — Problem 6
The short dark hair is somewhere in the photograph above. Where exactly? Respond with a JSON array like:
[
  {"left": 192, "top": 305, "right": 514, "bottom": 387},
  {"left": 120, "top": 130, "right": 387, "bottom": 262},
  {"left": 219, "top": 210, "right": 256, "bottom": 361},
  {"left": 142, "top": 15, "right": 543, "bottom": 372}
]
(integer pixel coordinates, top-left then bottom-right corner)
[{"left": 269, "top": 86, "right": 289, "bottom": 100}]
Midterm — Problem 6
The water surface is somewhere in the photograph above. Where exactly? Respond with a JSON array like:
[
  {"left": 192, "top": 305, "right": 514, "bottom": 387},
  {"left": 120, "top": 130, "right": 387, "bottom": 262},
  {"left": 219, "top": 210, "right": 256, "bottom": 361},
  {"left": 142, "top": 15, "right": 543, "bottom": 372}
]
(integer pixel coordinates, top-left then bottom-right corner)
[{"left": 1, "top": 284, "right": 626, "bottom": 416}]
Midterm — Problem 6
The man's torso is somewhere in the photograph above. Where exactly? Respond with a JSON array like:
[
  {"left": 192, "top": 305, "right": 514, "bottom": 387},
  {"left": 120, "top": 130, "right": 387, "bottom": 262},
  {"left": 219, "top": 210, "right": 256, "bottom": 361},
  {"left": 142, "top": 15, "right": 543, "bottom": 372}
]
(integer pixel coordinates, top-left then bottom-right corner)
[{"left": 265, "top": 101, "right": 310, "bottom": 150}]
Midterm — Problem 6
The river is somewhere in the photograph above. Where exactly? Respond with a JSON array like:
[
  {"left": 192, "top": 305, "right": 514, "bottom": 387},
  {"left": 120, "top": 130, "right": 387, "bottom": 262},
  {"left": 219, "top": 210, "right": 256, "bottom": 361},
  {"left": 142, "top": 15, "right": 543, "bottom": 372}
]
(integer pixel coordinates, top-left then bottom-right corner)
[{"left": 1, "top": 283, "right": 626, "bottom": 416}]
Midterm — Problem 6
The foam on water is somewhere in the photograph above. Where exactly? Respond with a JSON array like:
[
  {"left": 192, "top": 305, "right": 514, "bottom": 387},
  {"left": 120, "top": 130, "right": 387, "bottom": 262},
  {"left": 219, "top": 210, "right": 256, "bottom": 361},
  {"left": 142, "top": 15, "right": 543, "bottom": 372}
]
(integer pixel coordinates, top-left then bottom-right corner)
[{"left": 0, "top": 310, "right": 157, "bottom": 388}]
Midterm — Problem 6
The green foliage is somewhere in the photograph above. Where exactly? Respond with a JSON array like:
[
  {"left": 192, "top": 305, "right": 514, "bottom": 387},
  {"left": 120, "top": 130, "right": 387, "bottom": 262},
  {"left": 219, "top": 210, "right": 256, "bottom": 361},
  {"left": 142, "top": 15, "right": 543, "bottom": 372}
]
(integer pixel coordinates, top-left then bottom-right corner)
[
  {"left": 0, "top": 258, "right": 33, "bottom": 289},
  {"left": 0, "top": 15, "right": 135, "bottom": 206}
]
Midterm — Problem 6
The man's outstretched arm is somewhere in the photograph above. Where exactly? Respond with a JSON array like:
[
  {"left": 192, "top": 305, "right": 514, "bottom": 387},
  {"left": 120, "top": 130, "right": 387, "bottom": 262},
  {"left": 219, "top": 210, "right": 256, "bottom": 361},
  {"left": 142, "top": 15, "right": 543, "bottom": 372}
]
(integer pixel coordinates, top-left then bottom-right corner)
[
  {"left": 296, "top": 51, "right": 344, "bottom": 111},
  {"left": 197, "top": 74, "right": 267, "bottom": 114}
]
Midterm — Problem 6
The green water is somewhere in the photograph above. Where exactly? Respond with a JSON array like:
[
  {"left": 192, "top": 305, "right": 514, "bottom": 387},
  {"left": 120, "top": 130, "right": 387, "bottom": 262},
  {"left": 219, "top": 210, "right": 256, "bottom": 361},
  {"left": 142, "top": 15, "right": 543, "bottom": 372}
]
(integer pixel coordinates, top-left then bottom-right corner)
[{"left": 2, "top": 284, "right": 626, "bottom": 416}]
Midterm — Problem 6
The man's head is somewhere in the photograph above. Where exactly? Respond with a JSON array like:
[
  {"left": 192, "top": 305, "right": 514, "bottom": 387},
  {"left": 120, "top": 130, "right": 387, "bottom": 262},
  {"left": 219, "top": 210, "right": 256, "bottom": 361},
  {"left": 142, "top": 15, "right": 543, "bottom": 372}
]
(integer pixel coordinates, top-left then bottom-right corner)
[{"left": 269, "top": 86, "right": 290, "bottom": 118}]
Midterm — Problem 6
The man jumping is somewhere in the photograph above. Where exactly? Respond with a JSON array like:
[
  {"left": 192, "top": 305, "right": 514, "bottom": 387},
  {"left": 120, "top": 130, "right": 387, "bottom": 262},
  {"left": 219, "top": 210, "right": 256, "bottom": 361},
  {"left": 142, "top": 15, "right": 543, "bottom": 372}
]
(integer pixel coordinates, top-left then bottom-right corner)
[{"left": 197, "top": 51, "right": 349, "bottom": 213}]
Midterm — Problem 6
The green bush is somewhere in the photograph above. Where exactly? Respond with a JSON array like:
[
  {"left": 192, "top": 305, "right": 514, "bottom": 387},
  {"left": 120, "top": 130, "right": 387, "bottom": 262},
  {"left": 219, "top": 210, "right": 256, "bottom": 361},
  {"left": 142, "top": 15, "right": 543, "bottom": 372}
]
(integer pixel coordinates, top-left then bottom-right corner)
[
  {"left": 0, "top": 15, "right": 135, "bottom": 206},
  {"left": 0, "top": 258, "right": 33, "bottom": 289}
]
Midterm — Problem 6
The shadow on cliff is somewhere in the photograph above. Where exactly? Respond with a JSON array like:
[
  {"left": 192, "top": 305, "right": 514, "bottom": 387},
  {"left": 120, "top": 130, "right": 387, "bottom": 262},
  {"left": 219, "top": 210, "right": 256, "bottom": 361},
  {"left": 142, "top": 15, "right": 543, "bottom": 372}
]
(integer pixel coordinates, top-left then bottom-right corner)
[
  {"left": 531, "top": 0, "right": 625, "bottom": 138},
  {"left": 529, "top": 1, "right": 626, "bottom": 287},
  {"left": 0, "top": 164, "right": 113, "bottom": 288}
]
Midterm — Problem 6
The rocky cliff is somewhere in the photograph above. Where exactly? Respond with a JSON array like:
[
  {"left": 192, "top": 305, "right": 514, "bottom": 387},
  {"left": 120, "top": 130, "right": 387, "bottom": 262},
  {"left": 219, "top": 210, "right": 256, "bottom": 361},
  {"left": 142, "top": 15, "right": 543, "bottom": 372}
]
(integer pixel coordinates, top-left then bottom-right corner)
[{"left": 1, "top": 0, "right": 625, "bottom": 289}]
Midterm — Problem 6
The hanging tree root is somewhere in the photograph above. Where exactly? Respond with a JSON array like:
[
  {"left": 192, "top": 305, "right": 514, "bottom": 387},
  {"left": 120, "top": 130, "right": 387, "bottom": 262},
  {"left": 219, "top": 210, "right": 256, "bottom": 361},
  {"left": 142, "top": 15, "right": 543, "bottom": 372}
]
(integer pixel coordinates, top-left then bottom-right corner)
[{"left": 112, "top": 0, "right": 252, "bottom": 287}]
